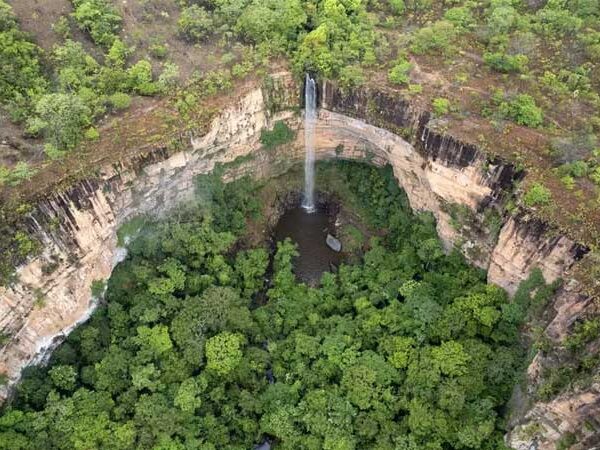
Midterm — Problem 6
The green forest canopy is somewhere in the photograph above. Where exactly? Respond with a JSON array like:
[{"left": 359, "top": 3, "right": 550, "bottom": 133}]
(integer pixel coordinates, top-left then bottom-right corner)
[{"left": 0, "top": 162, "right": 557, "bottom": 450}]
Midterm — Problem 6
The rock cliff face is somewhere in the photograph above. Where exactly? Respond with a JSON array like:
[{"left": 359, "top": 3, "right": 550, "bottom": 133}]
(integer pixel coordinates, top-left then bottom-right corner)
[{"left": 0, "top": 72, "right": 595, "bottom": 448}]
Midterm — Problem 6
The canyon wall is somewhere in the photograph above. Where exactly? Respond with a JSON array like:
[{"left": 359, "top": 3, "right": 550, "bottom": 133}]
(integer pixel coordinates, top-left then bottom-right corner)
[{"left": 0, "top": 73, "right": 595, "bottom": 448}]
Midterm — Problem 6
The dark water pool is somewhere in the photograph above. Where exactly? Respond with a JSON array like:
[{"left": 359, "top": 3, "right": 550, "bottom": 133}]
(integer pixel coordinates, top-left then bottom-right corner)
[{"left": 273, "top": 207, "right": 343, "bottom": 285}]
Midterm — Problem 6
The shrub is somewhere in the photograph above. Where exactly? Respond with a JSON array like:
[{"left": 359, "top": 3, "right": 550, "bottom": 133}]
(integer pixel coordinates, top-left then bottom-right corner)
[
  {"left": 106, "top": 38, "right": 128, "bottom": 67},
  {"left": 411, "top": 20, "right": 457, "bottom": 55},
  {"left": 560, "top": 175, "right": 575, "bottom": 190},
  {"left": 44, "top": 143, "right": 66, "bottom": 160},
  {"left": 487, "top": 3, "right": 519, "bottom": 34},
  {"left": 231, "top": 61, "right": 253, "bottom": 79},
  {"left": 523, "top": 182, "right": 552, "bottom": 207},
  {"left": 389, "top": 0, "right": 405, "bottom": 15},
  {"left": 127, "top": 60, "right": 158, "bottom": 95},
  {"left": 52, "top": 16, "right": 70, "bottom": 39},
  {"left": 558, "top": 160, "right": 589, "bottom": 178},
  {"left": 84, "top": 127, "right": 100, "bottom": 141},
  {"left": 157, "top": 62, "right": 180, "bottom": 92},
  {"left": 8, "top": 162, "right": 36, "bottom": 186},
  {"left": 71, "top": 0, "right": 122, "bottom": 48},
  {"left": 91, "top": 279, "right": 106, "bottom": 298},
  {"left": 408, "top": 84, "right": 423, "bottom": 95},
  {"left": 0, "top": 9, "right": 48, "bottom": 121},
  {"left": 499, "top": 94, "right": 544, "bottom": 127},
  {"left": 0, "top": 165, "right": 9, "bottom": 186},
  {"left": 178, "top": 5, "right": 212, "bottom": 42},
  {"left": 484, "top": 52, "right": 529, "bottom": 73},
  {"left": 149, "top": 42, "right": 168, "bottom": 59},
  {"left": 444, "top": 6, "right": 474, "bottom": 30},
  {"left": 338, "top": 65, "right": 365, "bottom": 89},
  {"left": 534, "top": 4, "right": 583, "bottom": 36},
  {"left": 432, "top": 98, "right": 451, "bottom": 117},
  {"left": 590, "top": 167, "right": 600, "bottom": 185},
  {"left": 260, "top": 121, "right": 295, "bottom": 149},
  {"left": 29, "top": 93, "right": 91, "bottom": 151},
  {"left": 388, "top": 57, "right": 412, "bottom": 85},
  {"left": 109, "top": 92, "right": 131, "bottom": 110}
]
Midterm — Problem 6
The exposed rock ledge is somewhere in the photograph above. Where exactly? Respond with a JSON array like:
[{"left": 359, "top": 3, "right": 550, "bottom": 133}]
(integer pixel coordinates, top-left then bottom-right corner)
[{"left": 0, "top": 72, "right": 594, "bottom": 448}]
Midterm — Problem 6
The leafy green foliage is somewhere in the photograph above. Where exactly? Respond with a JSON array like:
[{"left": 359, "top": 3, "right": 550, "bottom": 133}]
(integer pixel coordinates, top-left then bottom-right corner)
[
  {"left": 0, "top": 162, "right": 37, "bottom": 187},
  {"left": 0, "top": 162, "right": 533, "bottom": 449},
  {"left": 0, "top": 1, "right": 48, "bottom": 121},
  {"left": 27, "top": 93, "right": 91, "bottom": 152},
  {"left": 109, "top": 92, "right": 132, "bottom": 110},
  {"left": 524, "top": 182, "right": 552, "bottom": 207},
  {"left": 388, "top": 0, "right": 405, "bottom": 16},
  {"left": 127, "top": 60, "right": 159, "bottom": 95},
  {"left": 411, "top": 20, "right": 457, "bottom": 55},
  {"left": 205, "top": 332, "right": 244, "bottom": 375},
  {"left": 388, "top": 56, "right": 412, "bottom": 85},
  {"left": 178, "top": 5, "right": 212, "bottom": 42},
  {"left": 488, "top": 91, "right": 544, "bottom": 128},
  {"left": 432, "top": 97, "right": 451, "bottom": 116},
  {"left": 259, "top": 120, "right": 296, "bottom": 149},
  {"left": 71, "top": 0, "right": 122, "bottom": 48},
  {"left": 484, "top": 52, "right": 529, "bottom": 73}
]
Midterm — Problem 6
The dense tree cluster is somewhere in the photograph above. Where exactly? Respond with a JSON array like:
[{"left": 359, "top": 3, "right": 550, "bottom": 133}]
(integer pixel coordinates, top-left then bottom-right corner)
[{"left": 0, "top": 162, "right": 546, "bottom": 450}]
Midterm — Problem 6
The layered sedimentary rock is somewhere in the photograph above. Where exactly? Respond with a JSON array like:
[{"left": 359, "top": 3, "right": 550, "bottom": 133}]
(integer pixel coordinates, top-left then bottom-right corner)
[{"left": 0, "top": 72, "right": 595, "bottom": 449}]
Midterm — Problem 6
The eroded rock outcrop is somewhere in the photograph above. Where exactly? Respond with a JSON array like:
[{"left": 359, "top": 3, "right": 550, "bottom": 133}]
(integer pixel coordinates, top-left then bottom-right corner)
[{"left": 0, "top": 72, "right": 595, "bottom": 449}]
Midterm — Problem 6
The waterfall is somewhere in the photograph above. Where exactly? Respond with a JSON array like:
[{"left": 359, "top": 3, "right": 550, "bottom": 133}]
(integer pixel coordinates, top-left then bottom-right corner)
[{"left": 302, "top": 74, "right": 317, "bottom": 212}]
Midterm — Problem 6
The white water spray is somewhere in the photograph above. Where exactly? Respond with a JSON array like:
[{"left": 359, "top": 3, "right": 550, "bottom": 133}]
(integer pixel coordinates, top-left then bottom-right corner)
[{"left": 302, "top": 74, "right": 317, "bottom": 212}]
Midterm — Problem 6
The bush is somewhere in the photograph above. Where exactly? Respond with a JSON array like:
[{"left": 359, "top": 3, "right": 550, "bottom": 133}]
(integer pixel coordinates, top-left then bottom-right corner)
[
  {"left": 149, "top": 42, "right": 168, "bottom": 59},
  {"left": 558, "top": 160, "right": 589, "bottom": 178},
  {"left": 44, "top": 143, "right": 66, "bottom": 160},
  {"left": 5, "top": 162, "right": 37, "bottom": 186},
  {"left": 432, "top": 98, "right": 451, "bottom": 116},
  {"left": 523, "top": 182, "right": 552, "bottom": 207},
  {"left": 178, "top": 5, "right": 212, "bottom": 42},
  {"left": 590, "top": 167, "right": 600, "bottom": 185},
  {"left": 444, "top": 6, "right": 474, "bottom": 30},
  {"left": 411, "top": 20, "right": 457, "bottom": 55},
  {"left": 0, "top": 165, "right": 9, "bottom": 186},
  {"left": 260, "top": 121, "right": 295, "bottom": 149},
  {"left": 388, "top": 57, "right": 412, "bottom": 85},
  {"left": 157, "top": 62, "right": 180, "bottom": 92},
  {"left": 0, "top": 3, "right": 48, "bottom": 121},
  {"left": 484, "top": 52, "right": 529, "bottom": 73},
  {"left": 560, "top": 175, "right": 575, "bottom": 190},
  {"left": 84, "top": 127, "right": 100, "bottom": 141},
  {"left": 52, "top": 16, "right": 70, "bottom": 39},
  {"left": 71, "top": 0, "right": 122, "bottom": 48},
  {"left": 109, "top": 92, "right": 131, "bottom": 110},
  {"left": 408, "top": 84, "right": 423, "bottom": 95},
  {"left": 91, "top": 279, "right": 106, "bottom": 298},
  {"left": 106, "top": 38, "right": 128, "bottom": 67},
  {"left": 338, "top": 65, "right": 365, "bottom": 89},
  {"left": 127, "top": 60, "right": 158, "bottom": 95},
  {"left": 29, "top": 93, "right": 91, "bottom": 151},
  {"left": 388, "top": 0, "right": 405, "bottom": 15},
  {"left": 499, "top": 94, "right": 544, "bottom": 127}
]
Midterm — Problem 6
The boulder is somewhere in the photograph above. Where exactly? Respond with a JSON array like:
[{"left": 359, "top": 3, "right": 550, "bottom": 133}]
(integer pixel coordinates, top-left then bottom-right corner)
[{"left": 326, "top": 234, "right": 342, "bottom": 252}]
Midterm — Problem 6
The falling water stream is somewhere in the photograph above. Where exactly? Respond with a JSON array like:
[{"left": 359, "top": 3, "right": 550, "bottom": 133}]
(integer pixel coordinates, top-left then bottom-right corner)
[{"left": 302, "top": 74, "right": 317, "bottom": 212}]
